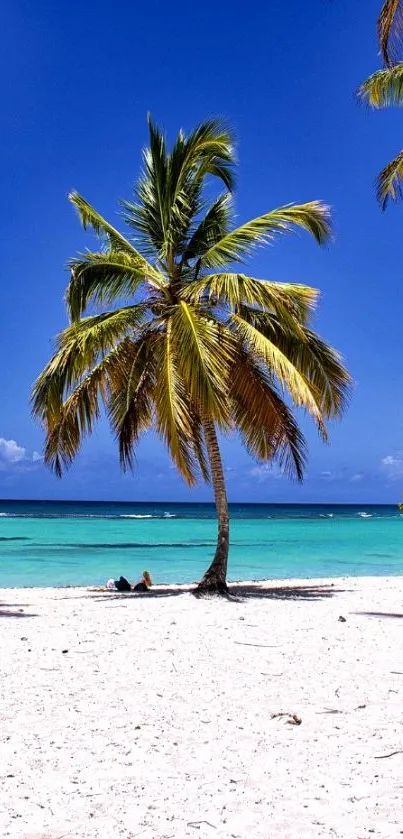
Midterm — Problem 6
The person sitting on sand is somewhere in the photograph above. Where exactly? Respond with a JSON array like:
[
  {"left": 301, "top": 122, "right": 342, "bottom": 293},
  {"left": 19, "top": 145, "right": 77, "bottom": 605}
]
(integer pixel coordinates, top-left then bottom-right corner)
[
  {"left": 132, "top": 570, "right": 152, "bottom": 592},
  {"left": 105, "top": 571, "right": 152, "bottom": 592}
]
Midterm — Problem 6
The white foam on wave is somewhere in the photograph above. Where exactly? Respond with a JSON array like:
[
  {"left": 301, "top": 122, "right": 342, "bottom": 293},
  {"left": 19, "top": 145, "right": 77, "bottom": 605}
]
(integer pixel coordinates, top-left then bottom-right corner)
[
  {"left": 120, "top": 514, "right": 155, "bottom": 519},
  {"left": 163, "top": 512, "right": 176, "bottom": 518},
  {"left": 358, "top": 512, "right": 372, "bottom": 518},
  {"left": 0, "top": 512, "right": 9, "bottom": 517}
]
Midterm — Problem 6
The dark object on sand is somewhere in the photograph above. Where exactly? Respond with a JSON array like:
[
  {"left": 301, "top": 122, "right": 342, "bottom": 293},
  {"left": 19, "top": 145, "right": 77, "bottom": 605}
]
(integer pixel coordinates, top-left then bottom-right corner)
[
  {"left": 132, "top": 581, "right": 149, "bottom": 593},
  {"left": 114, "top": 576, "right": 131, "bottom": 592},
  {"left": 338, "top": 615, "right": 347, "bottom": 622}
]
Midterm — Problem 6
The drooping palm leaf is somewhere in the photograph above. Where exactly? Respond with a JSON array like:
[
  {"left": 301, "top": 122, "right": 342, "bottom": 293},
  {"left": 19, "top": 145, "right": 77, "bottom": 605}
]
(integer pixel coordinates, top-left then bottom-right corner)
[
  {"left": 67, "top": 251, "right": 166, "bottom": 320},
  {"left": 359, "top": 63, "right": 403, "bottom": 106},
  {"left": 377, "top": 149, "right": 403, "bottom": 206},
  {"left": 230, "top": 313, "right": 327, "bottom": 436},
  {"left": 183, "top": 273, "right": 318, "bottom": 325},
  {"left": 230, "top": 348, "right": 307, "bottom": 480},
  {"left": 153, "top": 323, "right": 205, "bottom": 484},
  {"left": 198, "top": 202, "right": 332, "bottom": 270},
  {"left": 236, "top": 308, "right": 349, "bottom": 419},
  {"left": 170, "top": 303, "right": 234, "bottom": 424},
  {"left": 378, "top": 0, "right": 403, "bottom": 65}
]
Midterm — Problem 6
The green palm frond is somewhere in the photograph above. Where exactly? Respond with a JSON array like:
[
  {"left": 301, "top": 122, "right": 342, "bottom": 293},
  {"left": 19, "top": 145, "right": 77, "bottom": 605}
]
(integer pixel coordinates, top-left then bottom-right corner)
[
  {"left": 181, "top": 194, "right": 232, "bottom": 264},
  {"left": 198, "top": 202, "right": 332, "bottom": 270},
  {"left": 183, "top": 273, "right": 318, "bottom": 326},
  {"left": 170, "top": 303, "right": 234, "bottom": 424},
  {"left": 376, "top": 149, "right": 403, "bottom": 206},
  {"left": 41, "top": 353, "right": 116, "bottom": 477},
  {"left": 359, "top": 64, "right": 403, "bottom": 107},
  {"left": 69, "top": 192, "right": 138, "bottom": 254},
  {"left": 108, "top": 335, "right": 157, "bottom": 470},
  {"left": 231, "top": 314, "right": 327, "bottom": 436},
  {"left": 123, "top": 117, "right": 235, "bottom": 261},
  {"left": 32, "top": 307, "right": 147, "bottom": 426},
  {"left": 239, "top": 309, "right": 350, "bottom": 418},
  {"left": 378, "top": 0, "right": 403, "bottom": 65},
  {"left": 153, "top": 323, "right": 204, "bottom": 485},
  {"left": 66, "top": 251, "right": 166, "bottom": 320},
  {"left": 230, "top": 349, "right": 307, "bottom": 480}
]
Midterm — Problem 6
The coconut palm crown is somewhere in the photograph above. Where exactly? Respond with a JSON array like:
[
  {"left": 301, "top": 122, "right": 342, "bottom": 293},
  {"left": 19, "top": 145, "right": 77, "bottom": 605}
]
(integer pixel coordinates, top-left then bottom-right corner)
[
  {"left": 359, "top": 0, "right": 403, "bottom": 207},
  {"left": 32, "top": 117, "right": 350, "bottom": 593}
]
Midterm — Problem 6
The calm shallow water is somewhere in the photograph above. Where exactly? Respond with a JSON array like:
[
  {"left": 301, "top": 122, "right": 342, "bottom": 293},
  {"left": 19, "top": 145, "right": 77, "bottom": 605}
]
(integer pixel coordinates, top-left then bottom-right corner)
[{"left": 0, "top": 501, "right": 402, "bottom": 587}]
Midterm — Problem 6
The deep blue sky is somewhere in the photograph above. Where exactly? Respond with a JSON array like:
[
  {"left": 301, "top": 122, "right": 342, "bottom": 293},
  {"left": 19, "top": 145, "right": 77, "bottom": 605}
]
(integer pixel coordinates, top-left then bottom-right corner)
[{"left": 1, "top": 0, "right": 402, "bottom": 502}]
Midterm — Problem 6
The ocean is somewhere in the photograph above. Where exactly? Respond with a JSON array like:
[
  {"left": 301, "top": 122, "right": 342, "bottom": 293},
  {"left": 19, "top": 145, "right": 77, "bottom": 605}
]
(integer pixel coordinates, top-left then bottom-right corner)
[{"left": 0, "top": 501, "right": 402, "bottom": 588}]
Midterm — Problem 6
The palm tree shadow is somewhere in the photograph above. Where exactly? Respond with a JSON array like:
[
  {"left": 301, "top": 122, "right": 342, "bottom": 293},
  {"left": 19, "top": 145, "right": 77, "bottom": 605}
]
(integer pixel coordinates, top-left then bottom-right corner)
[
  {"left": 355, "top": 611, "right": 403, "bottom": 619},
  {"left": 227, "top": 582, "right": 343, "bottom": 601},
  {"left": 86, "top": 582, "right": 342, "bottom": 603}
]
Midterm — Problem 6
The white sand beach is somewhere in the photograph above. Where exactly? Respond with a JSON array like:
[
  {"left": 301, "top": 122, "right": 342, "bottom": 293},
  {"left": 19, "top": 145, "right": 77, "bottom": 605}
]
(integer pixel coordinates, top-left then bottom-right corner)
[{"left": 1, "top": 577, "right": 403, "bottom": 839}]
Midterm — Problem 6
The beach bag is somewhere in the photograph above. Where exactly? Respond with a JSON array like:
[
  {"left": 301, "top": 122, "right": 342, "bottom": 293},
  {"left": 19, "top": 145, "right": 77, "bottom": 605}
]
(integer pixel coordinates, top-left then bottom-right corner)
[{"left": 114, "top": 576, "right": 131, "bottom": 592}]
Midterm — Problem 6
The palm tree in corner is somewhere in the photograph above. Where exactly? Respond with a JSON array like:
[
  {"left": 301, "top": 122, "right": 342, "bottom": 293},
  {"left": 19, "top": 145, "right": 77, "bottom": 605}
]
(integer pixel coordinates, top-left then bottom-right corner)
[
  {"left": 32, "top": 117, "right": 350, "bottom": 594},
  {"left": 359, "top": 0, "right": 403, "bottom": 207}
]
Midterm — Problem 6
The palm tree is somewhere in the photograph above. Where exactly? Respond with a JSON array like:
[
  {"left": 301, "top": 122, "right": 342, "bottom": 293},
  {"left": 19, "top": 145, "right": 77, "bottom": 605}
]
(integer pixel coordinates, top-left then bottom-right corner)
[
  {"left": 32, "top": 117, "right": 350, "bottom": 594},
  {"left": 359, "top": 1, "right": 403, "bottom": 207},
  {"left": 378, "top": 0, "right": 403, "bottom": 66}
]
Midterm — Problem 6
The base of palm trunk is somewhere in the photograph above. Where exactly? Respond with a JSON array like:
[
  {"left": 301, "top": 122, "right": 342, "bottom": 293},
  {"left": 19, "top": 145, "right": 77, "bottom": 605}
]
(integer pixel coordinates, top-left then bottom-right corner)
[{"left": 195, "top": 569, "right": 229, "bottom": 596}]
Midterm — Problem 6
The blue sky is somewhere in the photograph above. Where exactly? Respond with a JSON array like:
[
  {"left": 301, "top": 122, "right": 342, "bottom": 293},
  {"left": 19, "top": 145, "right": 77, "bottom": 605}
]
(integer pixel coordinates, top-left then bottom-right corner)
[{"left": 1, "top": 0, "right": 403, "bottom": 502}]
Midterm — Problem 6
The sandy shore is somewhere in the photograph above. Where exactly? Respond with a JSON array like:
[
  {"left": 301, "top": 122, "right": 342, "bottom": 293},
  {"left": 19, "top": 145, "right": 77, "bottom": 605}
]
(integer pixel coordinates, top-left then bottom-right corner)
[{"left": 1, "top": 577, "right": 403, "bottom": 838}]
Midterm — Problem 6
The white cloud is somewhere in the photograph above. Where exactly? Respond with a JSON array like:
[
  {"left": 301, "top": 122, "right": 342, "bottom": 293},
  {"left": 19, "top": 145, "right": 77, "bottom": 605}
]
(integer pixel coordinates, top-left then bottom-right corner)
[
  {"left": 0, "top": 438, "right": 44, "bottom": 470},
  {"left": 250, "top": 463, "right": 282, "bottom": 482},
  {"left": 350, "top": 473, "right": 364, "bottom": 482},
  {"left": 0, "top": 438, "right": 26, "bottom": 463},
  {"left": 381, "top": 454, "right": 403, "bottom": 480}
]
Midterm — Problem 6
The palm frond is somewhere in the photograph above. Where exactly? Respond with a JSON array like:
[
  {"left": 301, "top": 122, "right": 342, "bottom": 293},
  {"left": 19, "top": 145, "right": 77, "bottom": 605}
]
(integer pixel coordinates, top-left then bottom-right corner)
[
  {"left": 123, "top": 118, "right": 235, "bottom": 261},
  {"left": 66, "top": 251, "right": 166, "bottom": 320},
  {"left": 230, "top": 348, "right": 307, "bottom": 480},
  {"left": 198, "top": 201, "right": 332, "bottom": 270},
  {"left": 377, "top": 148, "right": 403, "bottom": 206},
  {"left": 170, "top": 303, "right": 234, "bottom": 424},
  {"left": 378, "top": 0, "right": 403, "bottom": 65},
  {"left": 181, "top": 194, "right": 232, "bottom": 264},
  {"left": 230, "top": 314, "right": 327, "bottom": 436},
  {"left": 40, "top": 354, "right": 114, "bottom": 477},
  {"left": 183, "top": 273, "right": 318, "bottom": 325},
  {"left": 154, "top": 322, "right": 205, "bottom": 485},
  {"left": 359, "top": 64, "right": 403, "bottom": 107},
  {"left": 69, "top": 192, "right": 139, "bottom": 254},
  {"left": 239, "top": 310, "right": 350, "bottom": 418},
  {"left": 108, "top": 335, "right": 157, "bottom": 470},
  {"left": 31, "top": 307, "right": 147, "bottom": 425}
]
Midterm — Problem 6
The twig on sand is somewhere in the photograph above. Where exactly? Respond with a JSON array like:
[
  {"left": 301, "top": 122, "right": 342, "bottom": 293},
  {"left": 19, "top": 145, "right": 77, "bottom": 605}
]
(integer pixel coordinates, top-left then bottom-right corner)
[
  {"left": 234, "top": 641, "right": 280, "bottom": 650},
  {"left": 391, "top": 671, "right": 403, "bottom": 675},
  {"left": 187, "top": 821, "right": 216, "bottom": 830},
  {"left": 374, "top": 750, "right": 403, "bottom": 759},
  {"left": 317, "top": 709, "right": 343, "bottom": 715}
]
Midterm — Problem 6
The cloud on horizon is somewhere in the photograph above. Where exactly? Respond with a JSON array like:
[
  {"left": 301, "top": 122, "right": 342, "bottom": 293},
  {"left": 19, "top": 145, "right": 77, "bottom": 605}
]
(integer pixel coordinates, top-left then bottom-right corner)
[
  {"left": 381, "top": 454, "right": 403, "bottom": 480},
  {"left": 0, "top": 438, "right": 43, "bottom": 471}
]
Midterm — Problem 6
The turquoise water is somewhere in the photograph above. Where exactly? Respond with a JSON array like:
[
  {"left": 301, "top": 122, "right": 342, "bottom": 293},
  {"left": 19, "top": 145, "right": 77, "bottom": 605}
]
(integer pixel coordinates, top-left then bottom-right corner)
[{"left": 0, "top": 501, "right": 402, "bottom": 587}]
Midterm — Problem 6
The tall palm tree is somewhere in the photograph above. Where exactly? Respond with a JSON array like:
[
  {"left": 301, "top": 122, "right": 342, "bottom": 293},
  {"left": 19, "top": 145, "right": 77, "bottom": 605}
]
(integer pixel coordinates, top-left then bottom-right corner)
[
  {"left": 32, "top": 117, "right": 350, "bottom": 594},
  {"left": 359, "top": 0, "right": 403, "bottom": 207}
]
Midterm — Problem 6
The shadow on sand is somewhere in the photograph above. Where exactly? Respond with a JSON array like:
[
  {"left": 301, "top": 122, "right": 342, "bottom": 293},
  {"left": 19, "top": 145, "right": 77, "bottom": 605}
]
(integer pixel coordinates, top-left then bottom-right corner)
[
  {"left": 0, "top": 603, "right": 37, "bottom": 618},
  {"left": 85, "top": 582, "right": 343, "bottom": 603},
  {"left": 355, "top": 611, "right": 403, "bottom": 620}
]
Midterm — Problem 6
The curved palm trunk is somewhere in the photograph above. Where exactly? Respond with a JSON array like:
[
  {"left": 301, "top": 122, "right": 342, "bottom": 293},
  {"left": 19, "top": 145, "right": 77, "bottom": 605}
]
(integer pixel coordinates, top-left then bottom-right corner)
[{"left": 196, "top": 420, "right": 230, "bottom": 595}]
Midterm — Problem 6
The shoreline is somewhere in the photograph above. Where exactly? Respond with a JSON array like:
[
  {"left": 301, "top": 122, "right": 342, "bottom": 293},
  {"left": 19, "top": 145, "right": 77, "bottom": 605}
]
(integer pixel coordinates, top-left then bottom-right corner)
[{"left": 2, "top": 576, "right": 403, "bottom": 837}]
